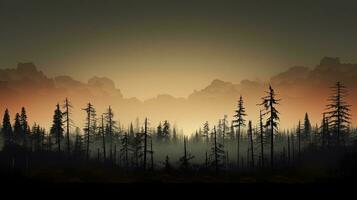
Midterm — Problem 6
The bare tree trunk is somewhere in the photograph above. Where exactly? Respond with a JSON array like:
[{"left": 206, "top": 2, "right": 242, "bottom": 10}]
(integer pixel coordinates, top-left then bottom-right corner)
[
  {"left": 237, "top": 126, "right": 240, "bottom": 168},
  {"left": 259, "top": 110, "right": 264, "bottom": 168},
  {"left": 143, "top": 118, "right": 148, "bottom": 170},
  {"left": 101, "top": 115, "right": 106, "bottom": 161},
  {"left": 65, "top": 98, "right": 71, "bottom": 155},
  {"left": 248, "top": 121, "right": 254, "bottom": 168}
]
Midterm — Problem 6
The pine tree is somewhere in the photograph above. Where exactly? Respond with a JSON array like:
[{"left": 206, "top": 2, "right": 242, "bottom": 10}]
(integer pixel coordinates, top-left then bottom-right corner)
[
  {"left": 62, "top": 98, "right": 73, "bottom": 154},
  {"left": 13, "top": 113, "right": 22, "bottom": 145},
  {"left": 259, "top": 85, "right": 280, "bottom": 168},
  {"left": 202, "top": 121, "right": 210, "bottom": 142},
  {"left": 297, "top": 120, "right": 301, "bottom": 161},
  {"left": 320, "top": 113, "right": 329, "bottom": 148},
  {"left": 143, "top": 118, "right": 148, "bottom": 170},
  {"left": 172, "top": 127, "right": 178, "bottom": 143},
  {"left": 210, "top": 126, "right": 225, "bottom": 172},
  {"left": 179, "top": 136, "right": 194, "bottom": 171},
  {"left": 156, "top": 122, "right": 163, "bottom": 141},
  {"left": 19, "top": 107, "right": 30, "bottom": 147},
  {"left": 325, "top": 82, "right": 351, "bottom": 146},
  {"left": 162, "top": 120, "right": 170, "bottom": 142},
  {"left": 247, "top": 121, "right": 254, "bottom": 168},
  {"left": 2, "top": 109, "right": 13, "bottom": 146},
  {"left": 82, "top": 103, "right": 96, "bottom": 160},
  {"left": 258, "top": 110, "right": 265, "bottom": 168},
  {"left": 100, "top": 115, "right": 106, "bottom": 161},
  {"left": 233, "top": 95, "right": 247, "bottom": 168},
  {"left": 104, "top": 106, "right": 116, "bottom": 161},
  {"left": 303, "top": 113, "right": 312, "bottom": 146},
  {"left": 50, "top": 104, "right": 64, "bottom": 153}
]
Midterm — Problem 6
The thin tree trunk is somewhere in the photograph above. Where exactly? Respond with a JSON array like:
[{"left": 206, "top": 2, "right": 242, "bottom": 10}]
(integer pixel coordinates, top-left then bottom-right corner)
[{"left": 143, "top": 118, "right": 148, "bottom": 170}]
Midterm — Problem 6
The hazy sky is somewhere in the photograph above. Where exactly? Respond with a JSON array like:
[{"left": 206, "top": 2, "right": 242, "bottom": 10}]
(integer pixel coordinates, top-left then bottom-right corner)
[{"left": 1, "top": 0, "right": 357, "bottom": 100}]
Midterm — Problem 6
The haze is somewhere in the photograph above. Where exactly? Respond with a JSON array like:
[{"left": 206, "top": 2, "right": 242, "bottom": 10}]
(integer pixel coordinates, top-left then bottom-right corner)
[{"left": 1, "top": 0, "right": 357, "bottom": 99}]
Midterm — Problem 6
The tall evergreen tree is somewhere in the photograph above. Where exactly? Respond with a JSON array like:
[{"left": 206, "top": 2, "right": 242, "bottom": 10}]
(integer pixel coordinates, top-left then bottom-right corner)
[
  {"left": 2, "top": 109, "right": 13, "bottom": 145},
  {"left": 179, "top": 136, "right": 194, "bottom": 171},
  {"left": 20, "top": 107, "right": 29, "bottom": 146},
  {"left": 162, "top": 120, "right": 170, "bottom": 142},
  {"left": 247, "top": 120, "right": 254, "bottom": 168},
  {"left": 258, "top": 110, "right": 265, "bottom": 168},
  {"left": 62, "top": 98, "right": 73, "bottom": 154},
  {"left": 202, "top": 121, "right": 210, "bottom": 142},
  {"left": 13, "top": 113, "right": 22, "bottom": 144},
  {"left": 259, "top": 85, "right": 280, "bottom": 168},
  {"left": 82, "top": 103, "right": 96, "bottom": 160},
  {"left": 297, "top": 120, "right": 302, "bottom": 161},
  {"left": 325, "top": 82, "right": 351, "bottom": 146},
  {"left": 210, "top": 126, "right": 225, "bottom": 172},
  {"left": 303, "top": 113, "right": 312, "bottom": 145},
  {"left": 233, "top": 95, "right": 247, "bottom": 168},
  {"left": 50, "top": 104, "right": 64, "bottom": 153}
]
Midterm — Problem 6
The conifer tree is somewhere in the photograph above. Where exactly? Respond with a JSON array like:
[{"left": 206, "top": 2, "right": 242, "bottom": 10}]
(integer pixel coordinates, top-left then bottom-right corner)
[
  {"left": 325, "top": 82, "right": 351, "bottom": 146},
  {"left": 62, "top": 98, "right": 73, "bottom": 154},
  {"left": 179, "top": 136, "right": 194, "bottom": 171},
  {"left": 233, "top": 95, "right": 247, "bottom": 167},
  {"left": 50, "top": 104, "right": 64, "bottom": 153},
  {"left": 13, "top": 113, "right": 22, "bottom": 145},
  {"left": 247, "top": 121, "right": 254, "bottom": 168},
  {"left": 210, "top": 126, "right": 225, "bottom": 172},
  {"left": 82, "top": 103, "right": 96, "bottom": 160},
  {"left": 258, "top": 110, "right": 265, "bottom": 168},
  {"left": 19, "top": 107, "right": 30, "bottom": 147},
  {"left": 202, "top": 121, "right": 210, "bottom": 142},
  {"left": 259, "top": 85, "right": 280, "bottom": 168},
  {"left": 303, "top": 113, "right": 312, "bottom": 146},
  {"left": 2, "top": 109, "right": 13, "bottom": 146}
]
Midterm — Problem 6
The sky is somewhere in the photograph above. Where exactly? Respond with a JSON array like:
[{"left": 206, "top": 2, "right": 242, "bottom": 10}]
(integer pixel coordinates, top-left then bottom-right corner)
[{"left": 1, "top": 0, "right": 357, "bottom": 100}]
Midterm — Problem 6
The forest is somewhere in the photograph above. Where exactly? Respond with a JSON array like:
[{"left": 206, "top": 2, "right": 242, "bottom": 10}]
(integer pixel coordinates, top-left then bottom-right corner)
[{"left": 0, "top": 81, "right": 357, "bottom": 183}]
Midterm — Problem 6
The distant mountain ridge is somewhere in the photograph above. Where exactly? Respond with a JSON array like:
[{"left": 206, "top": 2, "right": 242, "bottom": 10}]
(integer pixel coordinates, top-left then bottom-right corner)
[{"left": 0, "top": 57, "right": 356, "bottom": 133}]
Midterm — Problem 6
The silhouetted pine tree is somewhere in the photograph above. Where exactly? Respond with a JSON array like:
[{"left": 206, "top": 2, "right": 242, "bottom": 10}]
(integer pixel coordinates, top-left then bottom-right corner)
[
  {"left": 172, "top": 127, "right": 178, "bottom": 143},
  {"left": 247, "top": 121, "right": 254, "bottom": 168},
  {"left": 210, "top": 126, "right": 225, "bottom": 172},
  {"left": 20, "top": 107, "right": 30, "bottom": 147},
  {"left": 162, "top": 120, "right": 170, "bottom": 142},
  {"left": 132, "top": 130, "right": 143, "bottom": 168},
  {"left": 297, "top": 120, "right": 301, "bottom": 161},
  {"left": 325, "top": 82, "right": 351, "bottom": 146},
  {"left": 233, "top": 95, "right": 247, "bottom": 168},
  {"left": 303, "top": 113, "right": 312, "bottom": 146},
  {"left": 120, "top": 131, "right": 130, "bottom": 168},
  {"left": 100, "top": 115, "right": 106, "bottom": 161},
  {"left": 31, "top": 124, "right": 42, "bottom": 152},
  {"left": 320, "top": 113, "right": 330, "bottom": 148},
  {"left": 149, "top": 136, "right": 154, "bottom": 170},
  {"left": 202, "top": 121, "right": 210, "bottom": 143},
  {"left": 156, "top": 122, "right": 163, "bottom": 141},
  {"left": 50, "top": 104, "right": 64, "bottom": 153},
  {"left": 13, "top": 113, "right": 22, "bottom": 145},
  {"left": 179, "top": 136, "right": 194, "bottom": 171},
  {"left": 2, "top": 109, "right": 13, "bottom": 146},
  {"left": 62, "top": 98, "right": 73, "bottom": 154},
  {"left": 258, "top": 110, "right": 265, "bottom": 168},
  {"left": 143, "top": 118, "right": 149, "bottom": 170},
  {"left": 259, "top": 85, "right": 280, "bottom": 168},
  {"left": 82, "top": 103, "right": 96, "bottom": 160},
  {"left": 104, "top": 106, "right": 117, "bottom": 161}
]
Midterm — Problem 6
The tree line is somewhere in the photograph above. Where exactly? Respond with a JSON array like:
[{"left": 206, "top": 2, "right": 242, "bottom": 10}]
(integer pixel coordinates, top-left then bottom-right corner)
[{"left": 0, "top": 82, "right": 354, "bottom": 173}]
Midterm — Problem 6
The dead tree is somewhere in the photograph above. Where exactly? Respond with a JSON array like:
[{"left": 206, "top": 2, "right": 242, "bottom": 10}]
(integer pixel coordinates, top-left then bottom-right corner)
[{"left": 248, "top": 121, "right": 254, "bottom": 168}]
